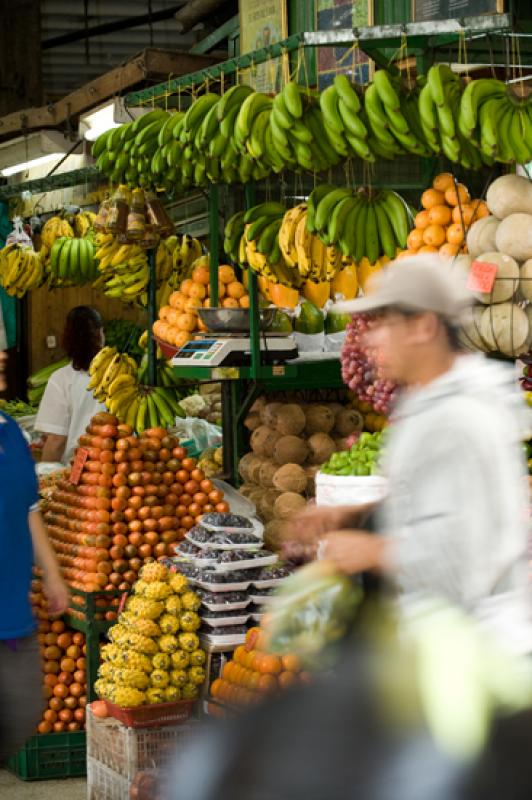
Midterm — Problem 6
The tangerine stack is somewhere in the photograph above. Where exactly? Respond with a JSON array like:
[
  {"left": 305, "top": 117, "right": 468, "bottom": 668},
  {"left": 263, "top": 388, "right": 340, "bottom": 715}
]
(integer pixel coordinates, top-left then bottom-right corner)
[
  {"left": 401, "top": 172, "right": 490, "bottom": 260},
  {"left": 209, "top": 625, "right": 310, "bottom": 710},
  {"left": 43, "top": 412, "right": 228, "bottom": 606},
  {"left": 153, "top": 262, "right": 250, "bottom": 350}
]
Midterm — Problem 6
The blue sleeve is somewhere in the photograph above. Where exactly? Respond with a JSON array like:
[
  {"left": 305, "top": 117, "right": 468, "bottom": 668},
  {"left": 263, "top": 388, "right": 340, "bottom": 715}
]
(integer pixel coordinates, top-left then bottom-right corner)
[{"left": 7, "top": 415, "right": 39, "bottom": 509}]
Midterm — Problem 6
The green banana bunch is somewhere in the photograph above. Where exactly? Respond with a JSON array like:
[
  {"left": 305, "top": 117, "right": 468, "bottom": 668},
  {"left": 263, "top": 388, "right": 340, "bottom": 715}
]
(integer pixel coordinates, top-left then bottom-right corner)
[
  {"left": 458, "top": 78, "right": 532, "bottom": 165},
  {"left": 48, "top": 237, "right": 98, "bottom": 288},
  {"left": 224, "top": 211, "right": 246, "bottom": 265}
]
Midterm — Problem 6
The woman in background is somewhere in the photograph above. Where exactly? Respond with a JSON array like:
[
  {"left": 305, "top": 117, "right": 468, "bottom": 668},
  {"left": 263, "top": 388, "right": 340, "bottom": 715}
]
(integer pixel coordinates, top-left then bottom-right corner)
[{"left": 36, "top": 306, "right": 105, "bottom": 464}]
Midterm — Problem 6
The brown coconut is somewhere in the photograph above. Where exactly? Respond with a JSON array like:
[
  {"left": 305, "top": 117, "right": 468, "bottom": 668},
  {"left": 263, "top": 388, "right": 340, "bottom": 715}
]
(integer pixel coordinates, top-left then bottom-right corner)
[
  {"left": 272, "top": 463, "right": 308, "bottom": 494},
  {"left": 247, "top": 488, "right": 264, "bottom": 507},
  {"left": 248, "top": 458, "right": 266, "bottom": 485},
  {"left": 238, "top": 484, "right": 255, "bottom": 499},
  {"left": 258, "top": 489, "right": 282, "bottom": 522},
  {"left": 274, "top": 403, "right": 306, "bottom": 436},
  {"left": 258, "top": 460, "right": 278, "bottom": 488},
  {"left": 334, "top": 408, "right": 364, "bottom": 437},
  {"left": 250, "top": 425, "right": 281, "bottom": 458},
  {"left": 305, "top": 465, "right": 320, "bottom": 497},
  {"left": 273, "top": 435, "right": 309, "bottom": 466},
  {"left": 250, "top": 396, "right": 266, "bottom": 415},
  {"left": 264, "top": 519, "right": 292, "bottom": 553},
  {"left": 307, "top": 432, "right": 337, "bottom": 465},
  {"left": 260, "top": 402, "right": 283, "bottom": 428},
  {"left": 273, "top": 492, "right": 307, "bottom": 520},
  {"left": 238, "top": 452, "right": 260, "bottom": 482},
  {"left": 305, "top": 404, "right": 336, "bottom": 435},
  {"left": 244, "top": 412, "right": 262, "bottom": 432}
]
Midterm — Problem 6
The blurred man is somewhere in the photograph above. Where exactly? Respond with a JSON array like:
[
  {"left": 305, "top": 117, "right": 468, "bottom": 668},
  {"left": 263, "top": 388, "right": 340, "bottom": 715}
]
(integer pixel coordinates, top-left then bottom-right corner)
[{"left": 294, "top": 256, "right": 532, "bottom": 654}]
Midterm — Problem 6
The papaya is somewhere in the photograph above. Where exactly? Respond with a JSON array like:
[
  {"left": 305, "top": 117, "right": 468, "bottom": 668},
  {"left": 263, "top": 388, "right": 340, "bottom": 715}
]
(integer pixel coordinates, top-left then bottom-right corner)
[
  {"left": 257, "top": 276, "right": 274, "bottom": 302},
  {"left": 331, "top": 263, "right": 358, "bottom": 300},
  {"left": 325, "top": 311, "right": 351, "bottom": 334},
  {"left": 268, "top": 310, "right": 293, "bottom": 333},
  {"left": 357, "top": 255, "right": 390, "bottom": 294},
  {"left": 302, "top": 280, "right": 331, "bottom": 308},
  {"left": 294, "top": 301, "right": 324, "bottom": 334},
  {"left": 270, "top": 283, "right": 299, "bottom": 309}
]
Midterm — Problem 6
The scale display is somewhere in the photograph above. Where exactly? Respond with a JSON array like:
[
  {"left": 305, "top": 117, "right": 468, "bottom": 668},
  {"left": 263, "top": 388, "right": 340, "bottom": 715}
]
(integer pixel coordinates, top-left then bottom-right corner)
[{"left": 171, "top": 336, "right": 298, "bottom": 368}]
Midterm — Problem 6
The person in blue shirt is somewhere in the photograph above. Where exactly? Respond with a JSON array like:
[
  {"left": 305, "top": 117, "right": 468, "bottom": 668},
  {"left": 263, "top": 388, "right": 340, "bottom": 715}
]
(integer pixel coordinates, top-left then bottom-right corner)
[{"left": 0, "top": 349, "right": 69, "bottom": 764}]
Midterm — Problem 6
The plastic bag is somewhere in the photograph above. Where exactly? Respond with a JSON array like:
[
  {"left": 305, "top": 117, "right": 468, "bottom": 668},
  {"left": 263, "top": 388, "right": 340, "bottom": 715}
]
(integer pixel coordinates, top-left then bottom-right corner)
[
  {"left": 6, "top": 217, "right": 33, "bottom": 248},
  {"left": 171, "top": 417, "right": 222, "bottom": 452},
  {"left": 264, "top": 561, "right": 362, "bottom": 668}
]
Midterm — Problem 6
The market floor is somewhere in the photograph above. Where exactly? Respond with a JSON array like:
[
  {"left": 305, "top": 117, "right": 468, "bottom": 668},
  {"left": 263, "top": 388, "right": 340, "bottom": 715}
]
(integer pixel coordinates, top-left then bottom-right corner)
[{"left": 0, "top": 770, "right": 86, "bottom": 798}]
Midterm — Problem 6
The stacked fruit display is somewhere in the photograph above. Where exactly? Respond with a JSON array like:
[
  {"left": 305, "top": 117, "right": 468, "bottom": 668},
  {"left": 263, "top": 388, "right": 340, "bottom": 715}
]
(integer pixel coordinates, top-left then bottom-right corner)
[
  {"left": 95, "top": 562, "right": 206, "bottom": 707},
  {"left": 341, "top": 314, "right": 398, "bottom": 415},
  {"left": 225, "top": 189, "right": 411, "bottom": 306},
  {"left": 93, "top": 70, "right": 532, "bottom": 196},
  {"left": 87, "top": 346, "right": 185, "bottom": 431},
  {"left": 238, "top": 397, "right": 364, "bottom": 542},
  {"left": 34, "top": 612, "right": 88, "bottom": 734},
  {"left": 401, "top": 172, "right": 489, "bottom": 260},
  {"left": 458, "top": 174, "right": 532, "bottom": 357},
  {"left": 43, "top": 412, "right": 227, "bottom": 595},
  {"left": 209, "top": 624, "right": 308, "bottom": 708},
  {"left": 320, "top": 431, "right": 383, "bottom": 476},
  {"left": 153, "top": 261, "right": 250, "bottom": 349}
]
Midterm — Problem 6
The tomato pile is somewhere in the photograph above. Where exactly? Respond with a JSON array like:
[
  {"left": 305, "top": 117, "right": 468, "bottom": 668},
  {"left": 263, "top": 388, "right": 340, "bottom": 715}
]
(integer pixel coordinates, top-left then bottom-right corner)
[
  {"left": 43, "top": 413, "right": 228, "bottom": 601},
  {"left": 36, "top": 617, "right": 87, "bottom": 734}
]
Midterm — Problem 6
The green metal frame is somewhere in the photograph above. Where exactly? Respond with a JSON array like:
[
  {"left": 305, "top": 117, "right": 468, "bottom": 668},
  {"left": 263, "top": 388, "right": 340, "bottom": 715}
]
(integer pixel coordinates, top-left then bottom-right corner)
[{"left": 0, "top": 166, "right": 100, "bottom": 201}]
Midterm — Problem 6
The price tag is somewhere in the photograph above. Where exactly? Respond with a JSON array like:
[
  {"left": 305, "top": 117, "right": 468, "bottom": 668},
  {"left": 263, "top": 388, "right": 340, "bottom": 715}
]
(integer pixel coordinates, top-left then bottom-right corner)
[
  {"left": 69, "top": 448, "right": 88, "bottom": 485},
  {"left": 466, "top": 260, "right": 498, "bottom": 294}
]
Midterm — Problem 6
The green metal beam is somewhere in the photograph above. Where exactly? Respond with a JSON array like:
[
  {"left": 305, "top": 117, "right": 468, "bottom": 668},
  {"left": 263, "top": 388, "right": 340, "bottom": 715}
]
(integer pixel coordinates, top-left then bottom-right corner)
[
  {"left": 125, "top": 33, "right": 306, "bottom": 105},
  {"left": 189, "top": 14, "right": 240, "bottom": 55},
  {"left": 0, "top": 166, "right": 100, "bottom": 201}
]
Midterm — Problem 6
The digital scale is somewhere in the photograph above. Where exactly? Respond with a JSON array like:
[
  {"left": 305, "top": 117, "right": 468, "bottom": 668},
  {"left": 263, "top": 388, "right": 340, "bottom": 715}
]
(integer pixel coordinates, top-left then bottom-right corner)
[{"left": 171, "top": 333, "right": 298, "bottom": 368}]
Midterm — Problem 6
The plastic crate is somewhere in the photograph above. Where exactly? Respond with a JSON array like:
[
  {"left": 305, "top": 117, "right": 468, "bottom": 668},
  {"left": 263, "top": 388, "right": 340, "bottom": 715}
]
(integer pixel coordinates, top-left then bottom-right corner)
[
  {"left": 104, "top": 699, "right": 195, "bottom": 729},
  {"left": 67, "top": 586, "right": 122, "bottom": 630},
  {"left": 86, "top": 706, "right": 196, "bottom": 780},
  {"left": 87, "top": 756, "right": 129, "bottom": 800},
  {"left": 7, "top": 731, "right": 86, "bottom": 781}
]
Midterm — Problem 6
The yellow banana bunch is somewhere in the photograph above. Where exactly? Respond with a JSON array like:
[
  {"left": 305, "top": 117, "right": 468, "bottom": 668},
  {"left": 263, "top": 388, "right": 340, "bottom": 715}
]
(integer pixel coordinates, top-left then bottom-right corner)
[
  {"left": 93, "top": 232, "right": 149, "bottom": 303},
  {"left": 0, "top": 245, "right": 44, "bottom": 298},
  {"left": 40, "top": 216, "right": 74, "bottom": 250},
  {"left": 73, "top": 210, "right": 96, "bottom": 238}
]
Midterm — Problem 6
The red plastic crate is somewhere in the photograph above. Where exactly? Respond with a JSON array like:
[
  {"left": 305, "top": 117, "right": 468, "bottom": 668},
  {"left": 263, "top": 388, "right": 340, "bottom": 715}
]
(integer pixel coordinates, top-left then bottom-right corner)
[{"left": 104, "top": 699, "right": 195, "bottom": 729}]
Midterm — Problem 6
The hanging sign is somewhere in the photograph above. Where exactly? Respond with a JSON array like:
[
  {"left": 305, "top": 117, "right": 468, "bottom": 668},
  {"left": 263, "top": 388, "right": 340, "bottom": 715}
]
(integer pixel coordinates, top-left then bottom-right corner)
[
  {"left": 413, "top": 0, "right": 503, "bottom": 22},
  {"left": 239, "top": 0, "right": 288, "bottom": 93},
  {"left": 69, "top": 448, "right": 89, "bottom": 485}
]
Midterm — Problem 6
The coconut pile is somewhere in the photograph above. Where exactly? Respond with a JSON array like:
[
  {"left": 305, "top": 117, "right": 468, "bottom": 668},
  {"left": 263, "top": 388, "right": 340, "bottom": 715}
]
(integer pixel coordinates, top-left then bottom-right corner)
[
  {"left": 457, "top": 174, "right": 532, "bottom": 358},
  {"left": 239, "top": 397, "right": 364, "bottom": 551}
]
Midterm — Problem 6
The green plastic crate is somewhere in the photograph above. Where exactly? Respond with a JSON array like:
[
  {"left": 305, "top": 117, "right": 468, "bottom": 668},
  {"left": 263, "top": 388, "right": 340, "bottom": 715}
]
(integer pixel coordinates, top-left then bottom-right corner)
[{"left": 7, "top": 731, "right": 86, "bottom": 781}]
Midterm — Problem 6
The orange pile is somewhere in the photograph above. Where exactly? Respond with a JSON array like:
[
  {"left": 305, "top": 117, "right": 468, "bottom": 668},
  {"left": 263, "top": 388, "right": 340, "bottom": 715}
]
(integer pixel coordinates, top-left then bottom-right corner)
[
  {"left": 43, "top": 413, "right": 228, "bottom": 608},
  {"left": 209, "top": 626, "right": 310, "bottom": 709},
  {"left": 153, "top": 263, "right": 250, "bottom": 349},
  {"left": 400, "top": 173, "right": 490, "bottom": 260},
  {"left": 34, "top": 616, "right": 87, "bottom": 734}
]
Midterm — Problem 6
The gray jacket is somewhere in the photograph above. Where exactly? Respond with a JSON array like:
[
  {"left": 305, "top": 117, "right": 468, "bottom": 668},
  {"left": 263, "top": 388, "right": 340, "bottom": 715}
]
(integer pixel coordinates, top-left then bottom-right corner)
[{"left": 379, "top": 354, "right": 532, "bottom": 653}]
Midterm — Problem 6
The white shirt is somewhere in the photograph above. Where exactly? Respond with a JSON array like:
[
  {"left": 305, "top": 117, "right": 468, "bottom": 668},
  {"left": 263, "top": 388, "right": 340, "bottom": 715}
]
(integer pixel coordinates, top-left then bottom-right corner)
[{"left": 35, "top": 363, "right": 106, "bottom": 465}]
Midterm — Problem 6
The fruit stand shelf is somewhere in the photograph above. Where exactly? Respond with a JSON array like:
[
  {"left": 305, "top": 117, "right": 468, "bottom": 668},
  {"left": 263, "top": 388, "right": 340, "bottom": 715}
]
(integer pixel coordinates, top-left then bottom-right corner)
[
  {"left": 170, "top": 358, "right": 343, "bottom": 390},
  {"left": 0, "top": 166, "right": 100, "bottom": 201}
]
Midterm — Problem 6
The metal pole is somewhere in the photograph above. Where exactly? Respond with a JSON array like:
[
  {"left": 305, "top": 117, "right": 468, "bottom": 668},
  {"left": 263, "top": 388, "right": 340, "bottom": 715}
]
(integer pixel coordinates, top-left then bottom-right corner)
[
  {"left": 147, "top": 248, "right": 157, "bottom": 386},
  {"left": 209, "top": 185, "right": 219, "bottom": 306}
]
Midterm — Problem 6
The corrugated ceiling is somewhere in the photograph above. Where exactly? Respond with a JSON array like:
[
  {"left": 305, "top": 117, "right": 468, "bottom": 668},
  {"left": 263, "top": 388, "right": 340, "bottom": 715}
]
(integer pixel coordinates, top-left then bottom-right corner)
[{"left": 41, "top": 0, "right": 206, "bottom": 98}]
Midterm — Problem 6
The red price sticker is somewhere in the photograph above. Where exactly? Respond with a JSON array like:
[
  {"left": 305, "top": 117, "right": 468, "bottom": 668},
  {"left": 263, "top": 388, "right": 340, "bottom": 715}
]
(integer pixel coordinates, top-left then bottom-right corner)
[
  {"left": 467, "top": 260, "right": 498, "bottom": 294},
  {"left": 69, "top": 447, "right": 89, "bottom": 485}
]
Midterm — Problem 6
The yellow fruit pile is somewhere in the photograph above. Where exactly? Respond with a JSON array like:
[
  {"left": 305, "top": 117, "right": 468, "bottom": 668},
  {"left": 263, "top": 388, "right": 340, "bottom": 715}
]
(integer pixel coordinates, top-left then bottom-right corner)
[
  {"left": 400, "top": 172, "right": 490, "bottom": 260},
  {"left": 153, "top": 262, "right": 250, "bottom": 349}
]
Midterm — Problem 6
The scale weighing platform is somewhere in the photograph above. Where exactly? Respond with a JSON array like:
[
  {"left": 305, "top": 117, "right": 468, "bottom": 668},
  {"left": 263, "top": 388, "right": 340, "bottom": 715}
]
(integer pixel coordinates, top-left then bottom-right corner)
[{"left": 171, "top": 333, "right": 298, "bottom": 368}]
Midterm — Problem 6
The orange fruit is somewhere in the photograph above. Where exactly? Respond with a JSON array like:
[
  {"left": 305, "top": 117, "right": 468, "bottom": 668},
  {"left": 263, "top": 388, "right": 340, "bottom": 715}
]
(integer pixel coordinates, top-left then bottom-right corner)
[
  {"left": 234, "top": 645, "right": 247, "bottom": 666},
  {"left": 406, "top": 229, "right": 424, "bottom": 251},
  {"left": 203, "top": 297, "right": 211, "bottom": 308},
  {"left": 166, "top": 309, "right": 180, "bottom": 327},
  {"left": 421, "top": 189, "right": 445, "bottom": 209},
  {"left": 428, "top": 204, "right": 452, "bottom": 226},
  {"left": 414, "top": 210, "right": 431, "bottom": 229},
  {"left": 257, "top": 674, "right": 277, "bottom": 692},
  {"left": 396, "top": 249, "right": 418, "bottom": 260},
  {"left": 188, "top": 283, "right": 206, "bottom": 300},
  {"left": 51, "top": 621, "right": 66, "bottom": 634},
  {"left": 446, "top": 223, "right": 465, "bottom": 245},
  {"left": 184, "top": 297, "right": 202, "bottom": 313},
  {"left": 210, "top": 678, "right": 223, "bottom": 698},
  {"left": 473, "top": 200, "right": 489, "bottom": 218},
  {"left": 259, "top": 654, "right": 282, "bottom": 675},
  {"left": 192, "top": 265, "right": 210, "bottom": 285},
  {"left": 432, "top": 173, "right": 455, "bottom": 193},
  {"left": 239, "top": 295, "right": 250, "bottom": 308},
  {"left": 445, "top": 183, "right": 470, "bottom": 207},
  {"left": 281, "top": 654, "right": 302, "bottom": 673},
  {"left": 171, "top": 331, "right": 192, "bottom": 348},
  {"left": 176, "top": 313, "right": 197, "bottom": 332},
  {"left": 439, "top": 242, "right": 460, "bottom": 258},
  {"left": 418, "top": 245, "right": 438, "bottom": 253},
  {"left": 169, "top": 292, "right": 185, "bottom": 310},
  {"left": 158, "top": 306, "right": 172, "bottom": 321},
  {"left": 222, "top": 662, "right": 235, "bottom": 682},
  {"left": 180, "top": 279, "right": 194, "bottom": 297},
  {"left": 451, "top": 204, "right": 474, "bottom": 226},
  {"left": 278, "top": 671, "right": 297, "bottom": 689},
  {"left": 217, "top": 282, "right": 226, "bottom": 299},
  {"left": 226, "top": 281, "right": 245, "bottom": 300},
  {"left": 422, "top": 224, "right": 446, "bottom": 247},
  {"left": 222, "top": 297, "right": 240, "bottom": 309},
  {"left": 218, "top": 265, "right": 236, "bottom": 284}
]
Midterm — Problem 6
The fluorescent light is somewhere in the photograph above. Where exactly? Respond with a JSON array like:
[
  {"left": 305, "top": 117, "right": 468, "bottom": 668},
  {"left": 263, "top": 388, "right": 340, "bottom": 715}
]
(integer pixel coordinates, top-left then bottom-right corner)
[
  {"left": 1, "top": 153, "right": 64, "bottom": 177},
  {"left": 80, "top": 103, "right": 120, "bottom": 141}
]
